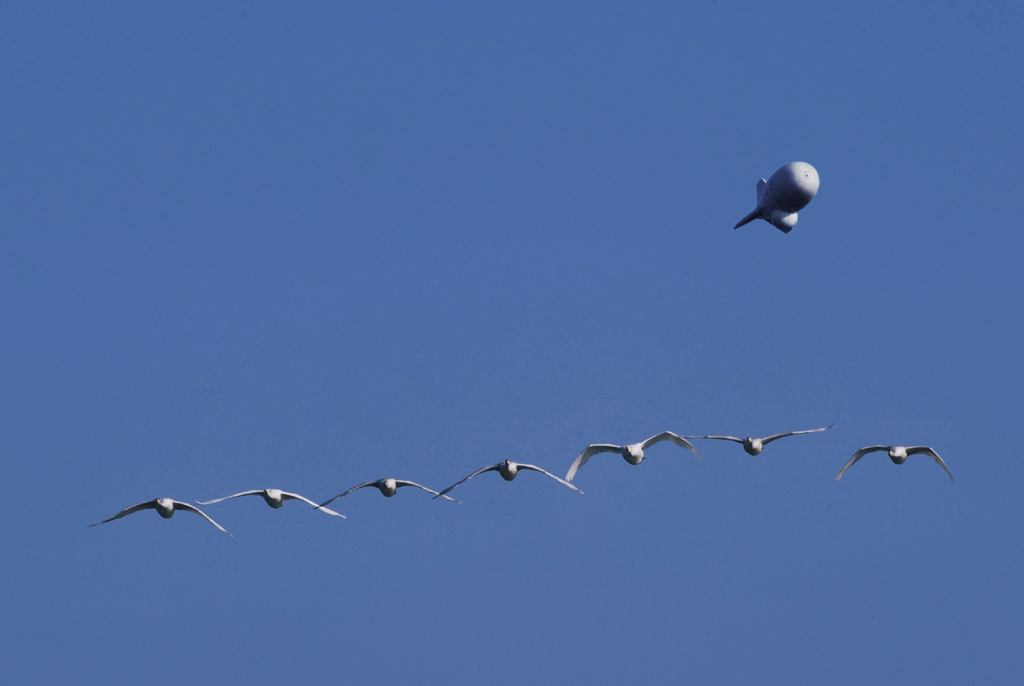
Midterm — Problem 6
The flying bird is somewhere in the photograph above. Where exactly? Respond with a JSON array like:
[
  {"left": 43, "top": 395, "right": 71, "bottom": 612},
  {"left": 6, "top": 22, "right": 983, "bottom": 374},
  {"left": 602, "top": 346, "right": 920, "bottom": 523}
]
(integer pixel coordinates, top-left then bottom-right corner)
[
  {"left": 89, "top": 497, "right": 232, "bottom": 535},
  {"left": 686, "top": 425, "right": 836, "bottom": 455},
  {"left": 734, "top": 161, "right": 819, "bottom": 233},
  {"left": 318, "top": 478, "right": 461, "bottom": 509},
  {"left": 435, "top": 460, "right": 583, "bottom": 499},
  {"left": 566, "top": 432, "right": 701, "bottom": 482},
  {"left": 836, "top": 445, "right": 954, "bottom": 482},
  {"left": 197, "top": 488, "right": 345, "bottom": 517}
]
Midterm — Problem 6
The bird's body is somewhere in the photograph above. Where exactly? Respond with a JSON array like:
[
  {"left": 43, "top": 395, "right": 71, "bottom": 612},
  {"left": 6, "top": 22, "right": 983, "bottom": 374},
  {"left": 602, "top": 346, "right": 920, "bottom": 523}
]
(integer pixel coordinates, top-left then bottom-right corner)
[
  {"left": 734, "top": 162, "right": 819, "bottom": 233},
  {"left": 497, "top": 461, "right": 520, "bottom": 481},
  {"left": 376, "top": 478, "right": 402, "bottom": 497},
  {"left": 836, "top": 445, "right": 954, "bottom": 481},
  {"left": 197, "top": 488, "right": 345, "bottom": 517},
  {"left": 687, "top": 425, "right": 835, "bottom": 456},
  {"left": 436, "top": 460, "right": 582, "bottom": 499},
  {"left": 318, "top": 479, "right": 460, "bottom": 509},
  {"left": 259, "top": 489, "right": 288, "bottom": 508},
  {"left": 154, "top": 498, "right": 175, "bottom": 518},
  {"left": 743, "top": 437, "right": 765, "bottom": 455},
  {"left": 566, "top": 431, "right": 701, "bottom": 482},
  {"left": 89, "top": 498, "right": 232, "bottom": 535}
]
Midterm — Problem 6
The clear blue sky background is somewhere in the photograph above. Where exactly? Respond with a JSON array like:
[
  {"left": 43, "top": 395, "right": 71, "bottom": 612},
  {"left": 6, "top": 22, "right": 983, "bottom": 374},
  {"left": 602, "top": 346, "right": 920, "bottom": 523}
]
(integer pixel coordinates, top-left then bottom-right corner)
[{"left": 3, "top": 2, "right": 1022, "bottom": 683}]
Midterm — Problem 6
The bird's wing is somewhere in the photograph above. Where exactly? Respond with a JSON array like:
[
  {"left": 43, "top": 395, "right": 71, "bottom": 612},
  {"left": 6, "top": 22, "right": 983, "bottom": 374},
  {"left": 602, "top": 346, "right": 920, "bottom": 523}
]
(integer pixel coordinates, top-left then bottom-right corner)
[
  {"left": 279, "top": 492, "right": 346, "bottom": 517},
  {"left": 170, "top": 501, "right": 233, "bottom": 536},
  {"left": 89, "top": 500, "right": 157, "bottom": 526},
  {"left": 761, "top": 424, "right": 837, "bottom": 445},
  {"left": 906, "top": 447, "right": 955, "bottom": 482},
  {"left": 565, "top": 444, "right": 620, "bottom": 482},
  {"left": 394, "top": 480, "right": 461, "bottom": 503},
  {"left": 433, "top": 466, "right": 500, "bottom": 499},
  {"left": 684, "top": 435, "right": 744, "bottom": 444},
  {"left": 515, "top": 464, "right": 584, "bottom": 493},
  {"left": 640, "top": 431, "right": 702, "bottom": 459},
  {"left": 317, "top": 481, "right": 378, "bottom": 508},
  {"left": 195, "top": 490, "right": 263, "bottom": 505},
  {"left": 835, "top": 446, "right": 889, "bottom": 481}
]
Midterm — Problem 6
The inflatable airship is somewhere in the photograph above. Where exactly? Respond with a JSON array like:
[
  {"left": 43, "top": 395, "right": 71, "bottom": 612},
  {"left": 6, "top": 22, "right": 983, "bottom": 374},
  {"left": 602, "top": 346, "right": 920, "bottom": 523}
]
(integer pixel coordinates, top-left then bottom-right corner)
[{"left": 734, "top": 162, "right": 819, "bottom": 234}]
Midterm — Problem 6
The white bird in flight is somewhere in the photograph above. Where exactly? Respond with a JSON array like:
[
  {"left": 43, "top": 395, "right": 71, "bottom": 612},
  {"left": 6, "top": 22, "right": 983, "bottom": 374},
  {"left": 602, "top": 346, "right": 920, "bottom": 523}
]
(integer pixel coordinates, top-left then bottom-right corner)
[
  {"left": 686, "top": 425, "right": 835, "bottom": 455},
  {"left": 435, "top": 459, "right": 583, "bottom": 499},
  {"left": 89, "top": 497, "right": 232, "bottom": 535},
  {"left": 566, "top": 431, "right": 701, "bottom": 482},
  {"left": 197, "top": 488, "right": 345, "bottom": 517},
  {"left": 318, "top": 478, "right": 461, "bottom": 509},
  {"left": 836, "top": 445, "right": 954, "bottom": 482}
]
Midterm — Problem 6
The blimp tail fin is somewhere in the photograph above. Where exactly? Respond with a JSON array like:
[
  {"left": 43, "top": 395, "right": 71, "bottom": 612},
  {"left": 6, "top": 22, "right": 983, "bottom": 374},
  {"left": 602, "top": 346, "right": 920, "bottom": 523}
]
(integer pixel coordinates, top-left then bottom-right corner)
[{"left": 734, "top": 207, "right": 762, "bottom": 229}]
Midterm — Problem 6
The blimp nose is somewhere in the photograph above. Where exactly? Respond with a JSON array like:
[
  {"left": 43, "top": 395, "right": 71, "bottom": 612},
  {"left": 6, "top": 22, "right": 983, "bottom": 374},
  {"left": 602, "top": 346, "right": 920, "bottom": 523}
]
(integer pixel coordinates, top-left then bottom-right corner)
[
  {"left": 769, "top": 162, "right": 819, "bottom": 214},
  {"left": 791, "top": 162, "right": 819, "bottom": 198}
]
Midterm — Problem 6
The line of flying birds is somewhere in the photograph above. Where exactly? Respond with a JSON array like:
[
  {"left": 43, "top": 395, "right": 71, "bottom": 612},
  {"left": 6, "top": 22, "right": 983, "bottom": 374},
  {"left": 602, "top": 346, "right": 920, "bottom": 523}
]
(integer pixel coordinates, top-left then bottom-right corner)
[
  {"left": 89, "top": 425, "right": 955, "bottom": 536},
  {"left": 90, "top": 163, "right": 953, "bottom": 537}
]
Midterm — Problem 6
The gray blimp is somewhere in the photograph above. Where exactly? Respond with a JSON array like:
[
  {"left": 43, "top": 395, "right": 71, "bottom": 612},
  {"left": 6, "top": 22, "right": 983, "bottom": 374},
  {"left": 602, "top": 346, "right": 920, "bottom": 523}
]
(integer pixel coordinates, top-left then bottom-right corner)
[{"left": 734, "top": 162, "right": 819, "bottom": 233}]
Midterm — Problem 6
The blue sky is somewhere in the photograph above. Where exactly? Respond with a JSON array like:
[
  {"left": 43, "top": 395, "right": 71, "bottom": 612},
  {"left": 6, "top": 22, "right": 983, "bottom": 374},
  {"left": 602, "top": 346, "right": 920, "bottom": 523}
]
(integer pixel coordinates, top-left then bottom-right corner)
[{"left": 3, "top": 2, "right": 1023, "bottom": 683}]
